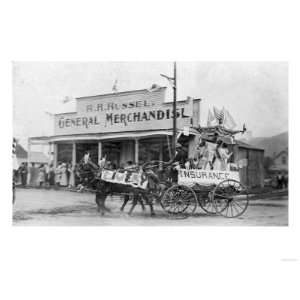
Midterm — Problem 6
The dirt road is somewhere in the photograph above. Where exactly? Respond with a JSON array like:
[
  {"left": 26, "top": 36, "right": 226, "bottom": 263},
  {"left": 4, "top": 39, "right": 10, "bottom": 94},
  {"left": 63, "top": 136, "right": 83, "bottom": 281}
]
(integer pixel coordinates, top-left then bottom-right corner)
[{"left": 12, "top": 188, "right": 288, "bottom": 226}]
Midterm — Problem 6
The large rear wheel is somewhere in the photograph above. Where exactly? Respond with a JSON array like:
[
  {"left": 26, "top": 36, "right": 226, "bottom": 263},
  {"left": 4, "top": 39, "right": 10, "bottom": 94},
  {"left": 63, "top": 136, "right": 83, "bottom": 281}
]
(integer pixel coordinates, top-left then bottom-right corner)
[{"left": 212, "top": 180, "right": 249, "bottom": 218}]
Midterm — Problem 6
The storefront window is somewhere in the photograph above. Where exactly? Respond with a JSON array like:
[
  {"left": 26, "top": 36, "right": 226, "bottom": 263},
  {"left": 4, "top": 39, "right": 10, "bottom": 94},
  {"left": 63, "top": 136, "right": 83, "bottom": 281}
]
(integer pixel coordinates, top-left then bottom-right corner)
[
  {"left": 102, "top": 141, "right": 121, "bottom": 168},
  {"left": 139, "top": 137, "right": 171, "bottom": 164},
  {"left": 57, "top": 144, "right": 72, "bottom": 164}
]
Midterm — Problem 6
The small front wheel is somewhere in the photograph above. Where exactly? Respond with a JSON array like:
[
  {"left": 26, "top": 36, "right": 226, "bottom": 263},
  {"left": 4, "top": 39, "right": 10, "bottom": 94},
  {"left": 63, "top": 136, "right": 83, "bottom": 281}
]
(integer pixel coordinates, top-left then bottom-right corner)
[{"left": 160, "top": 184, "right": 197, "bottom": 218}]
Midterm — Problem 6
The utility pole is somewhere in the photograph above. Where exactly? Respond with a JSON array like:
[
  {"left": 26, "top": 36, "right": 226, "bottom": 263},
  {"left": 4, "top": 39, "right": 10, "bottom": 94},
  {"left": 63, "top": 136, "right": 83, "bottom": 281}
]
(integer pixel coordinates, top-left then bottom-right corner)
[
  {"left": 172, "top": 61, "right": 177, "bottom": 158},
  {"left": 160, "top": 62, "right": 177, "bottom": 159}
]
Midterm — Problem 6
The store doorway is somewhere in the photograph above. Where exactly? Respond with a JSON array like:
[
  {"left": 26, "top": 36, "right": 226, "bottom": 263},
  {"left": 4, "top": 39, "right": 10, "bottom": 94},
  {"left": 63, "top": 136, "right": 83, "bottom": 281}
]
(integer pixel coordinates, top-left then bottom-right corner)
[
  {"left": 102, "top": 141, "right": 122, "bottom": 168},
  {"left": 76, "top": 142, "right": 98, "bottom": 164}
]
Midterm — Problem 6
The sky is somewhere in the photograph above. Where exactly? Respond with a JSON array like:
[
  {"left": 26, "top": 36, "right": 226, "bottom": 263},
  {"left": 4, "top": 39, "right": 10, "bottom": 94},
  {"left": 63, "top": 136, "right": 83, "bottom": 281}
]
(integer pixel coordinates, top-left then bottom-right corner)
[{"left": 13, "top": 61, "right": 288, "bottom": 148}]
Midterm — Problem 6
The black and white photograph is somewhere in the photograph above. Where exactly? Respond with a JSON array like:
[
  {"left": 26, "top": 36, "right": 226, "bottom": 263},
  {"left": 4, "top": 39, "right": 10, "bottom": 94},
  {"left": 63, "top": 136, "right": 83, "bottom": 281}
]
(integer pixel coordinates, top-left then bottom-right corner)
[
  {"left": 2, "top": 2, "right": 299, "bottom": 300},
  {"left": 12, "top": 61, "right": 288, "bottom": 226}
]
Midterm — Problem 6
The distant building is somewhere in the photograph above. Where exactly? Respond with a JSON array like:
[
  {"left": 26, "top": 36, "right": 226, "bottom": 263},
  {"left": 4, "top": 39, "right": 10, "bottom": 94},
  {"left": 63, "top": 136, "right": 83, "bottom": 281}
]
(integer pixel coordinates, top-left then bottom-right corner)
[
  {"left": 235, "top": 140, "right": 265, "bottom": 187},
  {"left": 270, "top": 148, "right": 288, "bottom": 173},
  {"left": 28, "top": 151, "right": 50, "bottom": 166},
  {"left": 15, "top": 142, "right": 28, "bottom": 165}
]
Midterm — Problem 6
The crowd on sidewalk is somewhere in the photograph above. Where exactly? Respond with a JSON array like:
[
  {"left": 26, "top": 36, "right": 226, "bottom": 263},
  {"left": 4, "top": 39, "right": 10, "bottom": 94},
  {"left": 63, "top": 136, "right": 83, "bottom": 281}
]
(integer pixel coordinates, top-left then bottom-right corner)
[{"left": 15, "top": 161, "right": 77, "bottom": 189}]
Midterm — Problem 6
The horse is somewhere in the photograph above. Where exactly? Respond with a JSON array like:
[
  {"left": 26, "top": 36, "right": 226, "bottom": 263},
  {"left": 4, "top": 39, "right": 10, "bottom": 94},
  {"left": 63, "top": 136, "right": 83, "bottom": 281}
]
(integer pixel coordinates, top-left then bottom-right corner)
[{"left": 76, "top": 157, "right": 163, "bottom": 216}]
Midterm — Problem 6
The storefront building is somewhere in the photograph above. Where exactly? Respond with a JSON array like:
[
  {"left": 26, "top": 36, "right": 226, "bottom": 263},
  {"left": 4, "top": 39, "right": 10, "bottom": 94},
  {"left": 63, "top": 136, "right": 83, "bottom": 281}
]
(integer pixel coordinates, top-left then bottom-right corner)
[{"left": 29, "top": 87, "right": 201, "bottom": 168}]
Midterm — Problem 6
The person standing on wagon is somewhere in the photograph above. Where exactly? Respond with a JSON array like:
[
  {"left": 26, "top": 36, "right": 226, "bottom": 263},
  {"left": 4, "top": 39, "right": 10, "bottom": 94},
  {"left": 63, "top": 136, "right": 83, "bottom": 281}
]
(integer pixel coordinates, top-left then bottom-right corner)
[
  {"left": 214, "top": 141, "right": 233, "bottom": 171},
  {"left": 169, "top": 143, "right": 187, "bottom": 182}
]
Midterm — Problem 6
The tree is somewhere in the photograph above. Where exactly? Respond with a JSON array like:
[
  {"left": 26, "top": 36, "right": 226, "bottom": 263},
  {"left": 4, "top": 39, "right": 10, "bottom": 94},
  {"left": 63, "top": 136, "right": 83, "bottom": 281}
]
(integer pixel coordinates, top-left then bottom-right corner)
[{"left": 263, "top": 156, "right": 274, "bottom": 175}]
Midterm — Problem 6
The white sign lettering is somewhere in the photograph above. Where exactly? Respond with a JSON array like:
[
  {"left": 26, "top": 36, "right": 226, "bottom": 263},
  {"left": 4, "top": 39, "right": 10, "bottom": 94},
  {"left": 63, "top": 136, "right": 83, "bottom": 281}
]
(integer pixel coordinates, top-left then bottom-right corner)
[{"left": 178, "top": 169, "right": 240, "bottom": 186}]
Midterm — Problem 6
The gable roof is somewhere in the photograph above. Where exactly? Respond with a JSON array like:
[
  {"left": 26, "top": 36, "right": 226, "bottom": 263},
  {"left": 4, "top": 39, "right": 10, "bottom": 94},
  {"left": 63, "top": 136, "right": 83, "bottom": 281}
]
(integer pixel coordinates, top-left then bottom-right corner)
[
  {"left": 236, "top": 140, "right": 264, "bottom": 151},
  {"left": 273, "top": 148, "right": 288, "bottom": 160},
  {"left": 16, "top": 143, "right": 28, "bottom": 158}
]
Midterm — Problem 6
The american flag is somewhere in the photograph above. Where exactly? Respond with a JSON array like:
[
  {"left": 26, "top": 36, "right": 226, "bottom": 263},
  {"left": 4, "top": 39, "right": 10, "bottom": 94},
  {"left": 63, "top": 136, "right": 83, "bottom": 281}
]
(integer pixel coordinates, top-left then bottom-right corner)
[{"left": 213, "top": 106, "right": 225, "bottom": 124}]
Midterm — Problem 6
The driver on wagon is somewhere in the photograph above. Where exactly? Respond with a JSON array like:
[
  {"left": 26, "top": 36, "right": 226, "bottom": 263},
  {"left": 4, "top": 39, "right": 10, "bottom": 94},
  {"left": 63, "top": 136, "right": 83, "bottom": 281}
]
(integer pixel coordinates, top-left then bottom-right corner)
[{"left": 169, "top": 142, "right": 187, "bottom": 182}]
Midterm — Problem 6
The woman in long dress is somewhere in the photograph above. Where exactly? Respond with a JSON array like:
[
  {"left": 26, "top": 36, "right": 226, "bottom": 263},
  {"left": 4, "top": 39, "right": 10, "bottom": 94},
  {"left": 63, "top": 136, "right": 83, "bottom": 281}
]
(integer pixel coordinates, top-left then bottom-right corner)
[
  {"left": 217, "top": 143, "right": 233, "bottom": 171},
  {"left": 37, "top": 164, "right": 46, "bottom": 187},
  {"left": 68, "top": 163, "right": 75, "bottom": 188},
  {"left": 55, "top": 162, "right": 62, "bottom": 187},
  {"left": 203, "top": 141, "right": 217, "bottom": 170},
  {"left": 60, "top": 163, "right": 68, "bottom": 186}
]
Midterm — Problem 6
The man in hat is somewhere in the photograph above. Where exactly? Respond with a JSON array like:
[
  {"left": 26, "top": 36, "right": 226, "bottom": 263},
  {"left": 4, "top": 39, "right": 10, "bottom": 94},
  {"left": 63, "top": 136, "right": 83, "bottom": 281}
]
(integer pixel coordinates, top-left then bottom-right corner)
[{"left": 169, "top": 143, "right": 188, "bottom": 182}]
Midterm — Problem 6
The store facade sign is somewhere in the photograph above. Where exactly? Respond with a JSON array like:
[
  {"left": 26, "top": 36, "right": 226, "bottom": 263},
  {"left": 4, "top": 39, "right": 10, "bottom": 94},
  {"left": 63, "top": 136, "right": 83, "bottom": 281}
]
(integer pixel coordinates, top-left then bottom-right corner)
[{"left": 54, "top": 88, "right": 198, "bottom": 135}]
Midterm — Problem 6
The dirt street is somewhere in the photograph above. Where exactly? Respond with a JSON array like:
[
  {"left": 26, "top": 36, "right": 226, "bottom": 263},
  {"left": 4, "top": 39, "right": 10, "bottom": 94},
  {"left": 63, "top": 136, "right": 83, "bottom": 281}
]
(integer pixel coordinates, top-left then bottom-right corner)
[{"left": 12, "top": 188, "right": 288, "bottom": 226}]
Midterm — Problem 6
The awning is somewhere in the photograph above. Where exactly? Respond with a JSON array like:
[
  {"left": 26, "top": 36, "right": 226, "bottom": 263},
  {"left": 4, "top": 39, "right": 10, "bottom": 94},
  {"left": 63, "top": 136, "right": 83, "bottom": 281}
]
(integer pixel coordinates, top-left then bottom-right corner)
[{"left": 29, "top": 129, "right": 174, "bottom": 144}]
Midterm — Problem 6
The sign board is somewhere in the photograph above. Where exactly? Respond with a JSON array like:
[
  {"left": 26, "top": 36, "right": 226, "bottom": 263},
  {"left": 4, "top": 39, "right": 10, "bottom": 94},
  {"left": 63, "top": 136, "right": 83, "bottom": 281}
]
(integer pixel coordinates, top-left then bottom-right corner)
[
  {"left": 54, "top": 88, "right": 198, "bottom": 135},
  {"left": 178, "top": 169, "right": 240, "bottom": 186},
  {"left": 101, "top": 169, "right": 148, "bottom": 189}
]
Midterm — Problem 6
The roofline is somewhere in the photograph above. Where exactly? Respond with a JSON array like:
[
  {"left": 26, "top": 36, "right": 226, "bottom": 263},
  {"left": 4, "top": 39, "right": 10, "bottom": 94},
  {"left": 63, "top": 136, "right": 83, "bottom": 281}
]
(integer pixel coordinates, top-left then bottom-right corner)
[
  {"left": 53, "top": 98, "right": 202, "bottom": 116},
  {"left": 238, "top": 146, "right": 265, "bottom": 152},
  {"left": 273, "top": 149, "right": 288, "bottom": 159},
  {"left": 236, "top": 140, "right": 265, "bottom": 151},
  {"left": 29, "top": 128, "right": 174, "bottom": 141},
  {"left": 76, "top": 87, "right": 167, "bottom": 101}
]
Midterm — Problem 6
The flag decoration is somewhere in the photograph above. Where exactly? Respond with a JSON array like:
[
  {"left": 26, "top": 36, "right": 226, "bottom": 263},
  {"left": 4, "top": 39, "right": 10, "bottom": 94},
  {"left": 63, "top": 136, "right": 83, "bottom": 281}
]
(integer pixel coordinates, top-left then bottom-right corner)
[
  {"left": 223, "top": 109, "right": 237, "bottom": 129},
  {"left": 112, "top": 79, "right": 118, "bottom": 93},
  {"left": 213, "top": 106, "right": 225, "bottom": 124},
  {"left": 62, "top": 96, "right": 73, "bottom": 104},
  {"left": 160, "top": 74, "right": 175, "bottom": 88},
  {"left": 207, "top": 106, "right": 238, "bottom": 130},
  {"left": 147, "top": 84, "right": 162, "bottom": 92},
  {"left": 207, "top": 109, "right": 216, "bottom": 126}
]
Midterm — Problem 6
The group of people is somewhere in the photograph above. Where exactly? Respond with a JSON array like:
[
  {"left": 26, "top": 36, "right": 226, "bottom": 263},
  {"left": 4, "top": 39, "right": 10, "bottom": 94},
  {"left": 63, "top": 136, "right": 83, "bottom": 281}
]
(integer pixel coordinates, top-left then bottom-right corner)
[
  {"left": 16, "top": 161, "right": 76, "bottom": 188},
  {"left": 172, "top": 136, "right": 234, "bottom": 172},
  {"left": 275, "top": 172, "right": 288, "bottom": 189}
]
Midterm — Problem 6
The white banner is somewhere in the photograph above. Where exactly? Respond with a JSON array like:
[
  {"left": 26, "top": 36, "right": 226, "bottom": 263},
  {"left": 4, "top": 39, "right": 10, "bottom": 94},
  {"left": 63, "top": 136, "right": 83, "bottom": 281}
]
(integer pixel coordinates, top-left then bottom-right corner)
[
  {"left": 178, "top": 169, "right": 240, "bottom": 186},
  {"left": 101, "top": 170, "right": 148, "bottom": 189}
]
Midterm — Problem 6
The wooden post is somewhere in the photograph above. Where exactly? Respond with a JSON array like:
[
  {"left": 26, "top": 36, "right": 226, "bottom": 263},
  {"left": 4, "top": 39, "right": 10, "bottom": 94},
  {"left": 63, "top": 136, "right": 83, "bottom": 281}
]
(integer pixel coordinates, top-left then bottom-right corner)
[
  {"left": 72, "top": 142, "right": 76, "bottom": 165},
  {"left": 98, "top": 141, "right": 102, "bottom": 164},
  {"left": 166, "top": 135, "right": 172, "bottom": 161},
  {"left": 172, "top": 61, "right": 177, "bottom": 158},
  {"left": 135, "top": 139, "right": 139, "bottom": 164},
  {"left": 27, "top": 138, "right": 31, "bottom": 185},
  {"left": 53, "top": 143, "right": 58, "bottom": 168},
  {"left": 159, "top": 141, "right": 163, "bottom": 169}
]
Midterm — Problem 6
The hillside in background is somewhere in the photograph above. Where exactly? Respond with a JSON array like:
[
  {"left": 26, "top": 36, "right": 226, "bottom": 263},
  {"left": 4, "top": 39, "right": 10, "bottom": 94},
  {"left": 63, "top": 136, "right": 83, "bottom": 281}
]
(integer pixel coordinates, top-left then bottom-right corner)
[{"left": 246, "top": 131, "right": 288, "bottom": 157}]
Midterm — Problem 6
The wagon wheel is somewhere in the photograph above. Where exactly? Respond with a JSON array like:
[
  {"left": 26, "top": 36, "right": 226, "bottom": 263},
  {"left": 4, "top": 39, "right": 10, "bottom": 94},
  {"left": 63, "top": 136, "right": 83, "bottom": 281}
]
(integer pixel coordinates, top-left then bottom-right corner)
[
  {"left": 160, "top": 184, "right": 197, "bottom": 218},
  {"left": 212, "top": 179, "right": 249, "bottom": 218},
  {"left": 198, "top": 192, "right": 217, "bottom": 215}
]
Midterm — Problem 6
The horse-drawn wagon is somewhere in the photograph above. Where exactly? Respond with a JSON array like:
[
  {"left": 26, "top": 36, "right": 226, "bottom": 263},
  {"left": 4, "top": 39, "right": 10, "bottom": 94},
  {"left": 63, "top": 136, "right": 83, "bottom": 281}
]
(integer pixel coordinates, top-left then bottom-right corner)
[{"left": 77, "top": 123, "right": 249, "bottom": 219}]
